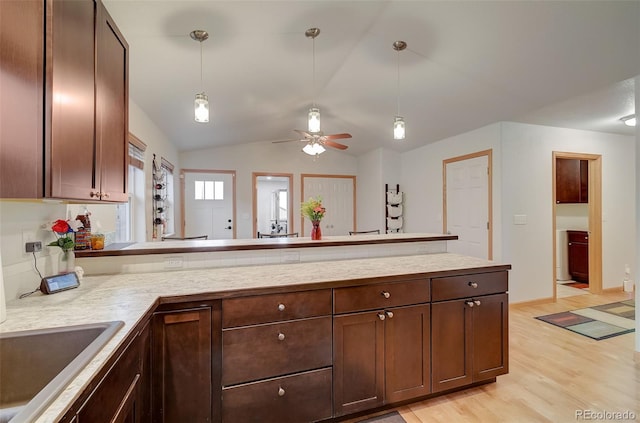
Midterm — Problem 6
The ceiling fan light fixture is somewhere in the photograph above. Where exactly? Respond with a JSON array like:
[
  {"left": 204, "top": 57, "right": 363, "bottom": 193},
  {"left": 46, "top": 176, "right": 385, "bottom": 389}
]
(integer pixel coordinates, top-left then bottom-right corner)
[
  {"left": 393, "top": 116, "right": 406, "bottom": 140},
  {"left": 620, "top": 114, "right": 636, "bottom": 127},
  {"left": 195, "top": 93, "right": 209, "bottom": 123},
  {"left": 191, "top": 29, "right": 210, "bottom": 123},
  {"left": 302, "top": 141, "right": 325, "bottom": 156},
  {"left": 308, "top": 107, "right": 321, "bottom": 133}
]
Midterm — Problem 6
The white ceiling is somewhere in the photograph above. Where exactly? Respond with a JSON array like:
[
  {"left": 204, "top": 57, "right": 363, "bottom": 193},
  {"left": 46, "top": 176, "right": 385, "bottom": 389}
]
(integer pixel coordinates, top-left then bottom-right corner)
[{"left": 103, "top": 0, "right": 639, "bottom": 157}]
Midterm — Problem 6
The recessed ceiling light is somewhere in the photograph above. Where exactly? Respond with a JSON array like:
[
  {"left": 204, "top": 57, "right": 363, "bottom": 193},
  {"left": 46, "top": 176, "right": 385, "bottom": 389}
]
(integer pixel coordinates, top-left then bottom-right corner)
[{"left": 620, "top": 114, "right": 636, "bottom": 127}]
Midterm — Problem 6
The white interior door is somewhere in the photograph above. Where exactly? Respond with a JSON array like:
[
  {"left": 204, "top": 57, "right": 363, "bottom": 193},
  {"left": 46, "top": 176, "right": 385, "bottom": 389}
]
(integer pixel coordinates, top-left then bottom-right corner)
[
  {"left": 303, "top": 176, "right": 355, "bottom": 236},
  {"left": 445, "top": 155, "right": 489, "bottom": 259},
  {"left": 184, "top": 171, "right": 234, "bottom": 240}
]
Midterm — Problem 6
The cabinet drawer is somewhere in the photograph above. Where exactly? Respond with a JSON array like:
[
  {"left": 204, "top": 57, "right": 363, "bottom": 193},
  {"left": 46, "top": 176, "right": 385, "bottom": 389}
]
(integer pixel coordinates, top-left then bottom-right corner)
[
  {"left": 567, "top": 230, "right": 588, "bottom": 243},
  {"left": 431, "top": 271, "right": 508, "bottom": 302},
  {"left": 333, "top": 279, "right": 430, "bottom": 314},
  {"left": 222, "top": 316, "right": 332, "bottom": 386},
  {"left": 222, "top": 368, "right": 332, "bottom": 423},
  {"left": 222, "top": 289, "right": 331, "bottom": 328}
]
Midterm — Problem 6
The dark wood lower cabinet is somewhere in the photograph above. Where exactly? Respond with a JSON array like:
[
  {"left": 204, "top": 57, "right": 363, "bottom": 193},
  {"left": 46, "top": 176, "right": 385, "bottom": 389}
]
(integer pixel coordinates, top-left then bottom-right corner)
[
  {"left": 74, "top": 323, "right": 146, "bottom": 423},
  {"left": 333, "top": 303, "right": 431, "bottom": 416},
  {"left": 432, "top": 293, "right": 508, "bottom": 393},
  {"left": 63, "top": 271, "right": 508, "bottom": 422},
  {"left": 152, "top": 302, "right": 221, "bottom": 423},
  {"left": 222, "top": 368, "right": 332, "bottom": 423}
]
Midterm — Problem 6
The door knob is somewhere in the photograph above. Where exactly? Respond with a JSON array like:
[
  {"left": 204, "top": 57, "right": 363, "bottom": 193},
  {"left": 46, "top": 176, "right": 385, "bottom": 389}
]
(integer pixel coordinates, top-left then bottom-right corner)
[
  {"left": 377, "top": 313, "right": 386, "bottom": 321},
  {"left": 473, "top": 300, "right": 481, "bottom": 306},
  {"left": 386, "top": 311, "right": 394, "bottom": 319},
  {"left": 381, "top": 291, "right": 391, "bottom": 299},
  {"left": 225, "top": 226, "right": 232, "bottom": 230},
  {"left": 278, "top": 333, "right": 285, "bottom": 341},
  {"left": 468, "top": 281, "right": 478, "bottom": 288},
  {"left": 466, "top": 301, "right": 475, "bottom": 308}
]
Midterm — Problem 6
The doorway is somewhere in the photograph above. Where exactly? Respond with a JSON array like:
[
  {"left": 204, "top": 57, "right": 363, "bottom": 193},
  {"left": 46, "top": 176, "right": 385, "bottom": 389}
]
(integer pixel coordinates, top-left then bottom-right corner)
[
  {"left": 252, "top": 173, "right": 293, "bottom": 238},
  {"left": 180, "top": 169, "right": 236, "bottom": 240},
  {"left": 552, "top": 152, "right": 602, "bottom": 299},
  {"left": 443, "top": 150, "right": 493, "bottom": 260},
  {"left": 301, "top": 174, "right": 356, "bottom": 236}
]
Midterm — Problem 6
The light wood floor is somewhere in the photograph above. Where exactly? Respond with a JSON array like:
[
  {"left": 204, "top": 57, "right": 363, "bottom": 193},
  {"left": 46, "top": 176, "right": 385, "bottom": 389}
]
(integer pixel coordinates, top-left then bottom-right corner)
[{"left": 352, "top": 290, "right": 639, "bottom": 423}]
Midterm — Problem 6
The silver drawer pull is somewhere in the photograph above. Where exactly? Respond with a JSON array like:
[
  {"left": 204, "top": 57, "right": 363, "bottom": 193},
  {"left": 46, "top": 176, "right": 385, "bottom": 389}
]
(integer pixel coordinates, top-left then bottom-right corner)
[
  {"left": 474, "top": 300, "right": 481, "bottom": 306},
  {"left": 381, "top": 291, "right": 391, "bottom": 299},
  {"left": 278, "top": 387, "right": 285, "bottom": 397},
  {"left": 468, "top": 282, "right": 478, "bottom": 288},
  {"left": 386, "top": 311, "right": 394, "bottom": 319},
  {"left": 278, "top": 332, "right": 285, "bottom": 341},
  {"left": 278, "top": 303, "right": 285, "bottom": 312},
  {"left": 466, "top": 301, "right": 475, "bottom": 308},
  {"left": 378, "top": 313, "right": 386, "bottom": 321}
]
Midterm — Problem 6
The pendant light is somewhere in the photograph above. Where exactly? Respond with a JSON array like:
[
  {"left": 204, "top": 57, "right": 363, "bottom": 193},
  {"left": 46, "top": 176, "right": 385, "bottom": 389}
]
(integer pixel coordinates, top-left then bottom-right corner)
[
  {"left": 306, "top": 28, "right": 321, "bottom": 133},
  {"left": 190, "top": 30, "right": 209, "bottom": 123},
  {"left": 393, "top": 41, "right": 407, "bottom": 140},
  {"left": 620, "top": 114, "right": 636, "bottom": 127}
]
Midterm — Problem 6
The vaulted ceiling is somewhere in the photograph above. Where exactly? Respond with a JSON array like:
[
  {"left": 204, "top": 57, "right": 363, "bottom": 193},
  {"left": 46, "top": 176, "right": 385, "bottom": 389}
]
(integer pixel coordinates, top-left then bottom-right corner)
[{"left": 103, "top": 0, "right": 639, "bottom": 156}]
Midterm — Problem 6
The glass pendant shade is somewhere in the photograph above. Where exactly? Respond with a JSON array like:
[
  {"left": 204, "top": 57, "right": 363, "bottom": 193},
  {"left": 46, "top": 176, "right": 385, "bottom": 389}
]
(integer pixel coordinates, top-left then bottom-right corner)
[
  {"left": 302, "top": 142, "right": 325, "bottom": 156},
  {"left": 393, "top": 116, "right": 405, "bottom": 140},
  {"left": 195, "top": 93, "right": 209, "bottom": 123},
  {"left": 621, "top": 115, "right": 636, "bottom": 127},
  {"left": 308, "top": 107, "right": 321, "bottom": 133}
]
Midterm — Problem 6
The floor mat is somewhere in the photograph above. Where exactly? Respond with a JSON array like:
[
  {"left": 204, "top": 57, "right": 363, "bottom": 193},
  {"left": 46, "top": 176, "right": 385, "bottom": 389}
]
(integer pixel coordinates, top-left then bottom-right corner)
[
  {"left": 535, "top": 300, "right": 635, "bottom": 340},
  {"left": 564, "top": 281, "right": 589, "bottom": 289},
  {"left": 356, "top": 411, "right": 407, "bottom": 423}
]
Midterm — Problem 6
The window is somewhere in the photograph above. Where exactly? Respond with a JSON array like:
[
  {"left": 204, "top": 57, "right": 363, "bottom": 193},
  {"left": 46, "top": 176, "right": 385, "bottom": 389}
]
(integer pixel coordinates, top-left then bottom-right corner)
[
  {"left": 116, "top": 134, "right": 146, "bottom": 242},
  {"left": 194, "top": 180, "right": 224, "bottom": 200}
]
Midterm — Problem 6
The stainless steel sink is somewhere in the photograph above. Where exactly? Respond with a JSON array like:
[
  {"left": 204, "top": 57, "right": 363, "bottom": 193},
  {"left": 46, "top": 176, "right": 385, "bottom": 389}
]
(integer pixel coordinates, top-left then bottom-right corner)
[{"left": 0, "top": 321, "right": 124, "bottom": 423}]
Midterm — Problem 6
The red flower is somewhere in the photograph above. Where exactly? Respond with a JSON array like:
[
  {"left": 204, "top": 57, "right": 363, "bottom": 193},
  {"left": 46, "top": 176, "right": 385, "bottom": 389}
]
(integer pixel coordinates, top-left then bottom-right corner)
[{"left": 51, "top": 219, "right": 71, "bottom": 235}]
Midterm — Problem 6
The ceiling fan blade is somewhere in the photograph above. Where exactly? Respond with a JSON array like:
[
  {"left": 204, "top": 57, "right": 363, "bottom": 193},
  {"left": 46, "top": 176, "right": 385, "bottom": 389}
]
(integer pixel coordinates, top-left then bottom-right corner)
[
  {"left": 324, "top": 140, "right": 349, "bottom": 150},
  {"left": 323, "top": 133, "right": 352, "bottom": 140},
  {"left": 271, "top": 139, "right": 301, "bottom": 144},
  {"left": 293, "top": 129, "right": 313, "bottom": 138}
]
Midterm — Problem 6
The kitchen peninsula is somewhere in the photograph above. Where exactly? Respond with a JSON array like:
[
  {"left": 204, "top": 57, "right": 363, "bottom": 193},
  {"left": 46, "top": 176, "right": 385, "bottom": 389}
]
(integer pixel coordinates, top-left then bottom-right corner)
[{"left": 1, "top": 235, "right": 510, "bottom": 422}]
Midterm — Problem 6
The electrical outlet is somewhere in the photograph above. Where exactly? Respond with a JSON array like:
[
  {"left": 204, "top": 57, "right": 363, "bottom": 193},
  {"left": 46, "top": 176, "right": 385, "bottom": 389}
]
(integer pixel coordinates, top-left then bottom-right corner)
[
  {"left": 25, "top": 241, "right": 42, "bottom": 253},
  {"left": 164, "top": 256, "right": 184, "bottom": 269}
]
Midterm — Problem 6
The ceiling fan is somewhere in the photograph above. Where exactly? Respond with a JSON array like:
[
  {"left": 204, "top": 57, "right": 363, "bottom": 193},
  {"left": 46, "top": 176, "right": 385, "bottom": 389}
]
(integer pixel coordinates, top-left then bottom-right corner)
[{"left": 272, "top": 129, "right": 352, "bottom": 154}]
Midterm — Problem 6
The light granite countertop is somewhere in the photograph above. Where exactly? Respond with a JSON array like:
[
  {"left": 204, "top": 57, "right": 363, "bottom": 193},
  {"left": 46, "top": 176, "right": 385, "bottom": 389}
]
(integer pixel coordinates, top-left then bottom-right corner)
[{"left": 1, "top": 252, "right": 510, "bottom": 422}]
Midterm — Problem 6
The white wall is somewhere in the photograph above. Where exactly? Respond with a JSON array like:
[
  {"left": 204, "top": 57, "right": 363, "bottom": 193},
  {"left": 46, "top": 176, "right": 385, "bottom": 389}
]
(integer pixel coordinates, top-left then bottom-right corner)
[
  {"left": 500, "top": 122, "right": 635, "bottom": 303},
  {"left": 180, "top": 141, "right": 358, "bottom": 239},
  {"left": 356, "top": 148, "right": 402, "bottom": 234},
  {"left": 129, "top": 100, "right": 180, "bottom": 242},
  {"left": 400, "top": 123, "right": 503, "bottom": 257}
]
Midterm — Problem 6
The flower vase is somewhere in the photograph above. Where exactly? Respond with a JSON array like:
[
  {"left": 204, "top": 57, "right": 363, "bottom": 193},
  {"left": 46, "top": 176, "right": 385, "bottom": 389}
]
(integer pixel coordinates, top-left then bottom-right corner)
[
  {"left": 60, "top": 250, "right": 75, "bottom": 273},
  {"left": 311, "top": 221, "right": 322, "bottom": 240}
]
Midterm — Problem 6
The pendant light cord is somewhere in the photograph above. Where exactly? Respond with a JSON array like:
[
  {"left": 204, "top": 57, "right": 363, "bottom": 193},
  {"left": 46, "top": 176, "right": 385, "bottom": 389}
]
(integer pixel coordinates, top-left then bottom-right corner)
[
  {"left": 199, "top": 40, "right": 203, "bottom": 92},
  {"left": 396, "top": 48, "right": 400, "bottom": 116},
  {"left": 312, "top": 35, "right": 316, "bottom": 108}
]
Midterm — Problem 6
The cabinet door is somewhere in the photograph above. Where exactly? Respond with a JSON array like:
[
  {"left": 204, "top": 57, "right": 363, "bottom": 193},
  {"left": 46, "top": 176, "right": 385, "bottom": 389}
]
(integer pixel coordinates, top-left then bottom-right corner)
[
  {"left": 76, "top": 333, "right": 141, "bottom": 422},
  {"left": 333, "top": 311, "right": 384, "bottom": 416},
  {"left": 556, "top": 158, "right": 588, "bottom": 204},
  {"left": 568, "top": 241, "right": 589, "bottom": 282},
  {"left": 48, "top": 0, "right": 97, "bottom": 200},
  {"left": 385, "top": 304, "right": 431, "bottom": 403},
  {"left": 472, "top": 293, "right": 509, "bottom": 381},
  {"left": 0, "top": 0, "right": 44, "bottom": 198},
  {"left": 138, "top": 320, "right": 152, "bottom": 423},
  {"left": 95, "top": 2, "right": 128, "bottom": 202},
  {"left": 431, "top": 299, "right": 472, "bottom": 392},
  {"left": 152, "top": 307, "right": 215, "bottom": 423}
]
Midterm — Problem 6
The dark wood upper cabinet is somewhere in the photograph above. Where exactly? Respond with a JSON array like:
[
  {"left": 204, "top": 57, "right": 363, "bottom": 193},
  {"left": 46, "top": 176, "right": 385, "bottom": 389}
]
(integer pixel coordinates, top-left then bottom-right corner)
[
  {"left": 556, "top": 158, "right": 588, "bottom": 204},
  {"left": 0, "top": 0, "right": 128, "bottom": 201},
  {"left": 0, "top": 0, "right": 44, "bottom": 198}
]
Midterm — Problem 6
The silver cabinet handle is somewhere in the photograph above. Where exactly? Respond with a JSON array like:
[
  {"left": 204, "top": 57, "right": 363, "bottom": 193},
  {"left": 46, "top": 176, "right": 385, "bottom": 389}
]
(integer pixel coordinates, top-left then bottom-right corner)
[
  {"left": 278, "top": 303, "right": 285, "bottom": 312},
  {"left": 378, "top": 313, "right": 386, "bottom": 321},
  {"left": 474, "top": 300, "right": 481, "bottom": 306},
  {"left": 278, "top": 387, "right": 285, "bottom": 397},
  {"left": 278, "top": 332, "right": 285, "bottom": 341},
  {"left": 386, "top": 311, "right": 394, "bottom": 319},
  {"left": 381, "top": 291, "right": 391, "bottom": 299},
  {"left": 466, "top": 301, "right": 475, "bottom": 308},
  {"left": 468, "top": 282, "right": 478, "bottom": 288}
]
